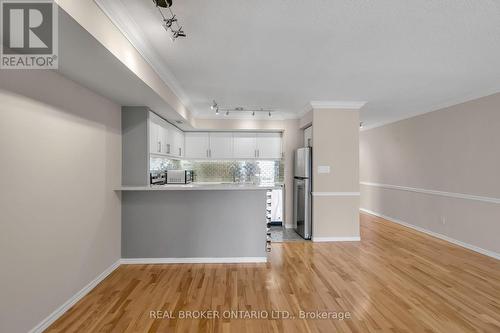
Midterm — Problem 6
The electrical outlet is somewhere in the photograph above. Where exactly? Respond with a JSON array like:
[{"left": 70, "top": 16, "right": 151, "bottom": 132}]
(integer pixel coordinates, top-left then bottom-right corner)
[{"left": 318, "top": 165, "right": 330, "bottom": 174}]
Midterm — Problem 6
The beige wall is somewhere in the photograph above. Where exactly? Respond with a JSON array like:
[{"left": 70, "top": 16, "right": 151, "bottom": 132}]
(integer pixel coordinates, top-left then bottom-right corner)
[
  {"left": 311, "top": 108, "right": 360, "bottom": 239},
  {"left": 360, "top": 92, "right": 500, "bottom": 255},
  {"left": 192, "top": 118, "right": 302, "bottom": 228},
  {"left": 0, "top": 71, "right": 121, "bottom": 333}
]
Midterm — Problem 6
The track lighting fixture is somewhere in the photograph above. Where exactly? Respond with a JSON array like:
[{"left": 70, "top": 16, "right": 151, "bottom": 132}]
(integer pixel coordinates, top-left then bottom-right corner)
[
  {"left": 152, "top": 0, "right": 186, "bottom": 40},
  {"left": 210, "top": 100, "right": 275, "bottom": 117}
]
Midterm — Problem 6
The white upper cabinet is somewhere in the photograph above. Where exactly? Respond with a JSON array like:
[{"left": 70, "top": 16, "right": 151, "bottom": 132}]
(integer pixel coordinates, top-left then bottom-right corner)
[
  {"left": 173, "top": 128, "right": 185, "bottom": 157},
  {"left": 159, "top": 121, "right": 282, "bottom": 160},
  {"left": 149, "top": 121, "right": 162, "bottom": 154},
  {"left": 166, "top": 123, "right": 175, "bottom": 155},
  {"left": 159, "top": 125, "right": 169, "bottom": 155},
  {"left": 149, "top": 112, "right": 184, "bottom": 158},
  {"left": 165, "top": 123, "right": 184, "bottom": 157},
  {"left": 185, "top": 132, "right": 210, "bottom": 159},
  {"left": 233, "top": 132, "right": 257, "bottom": 159},
  {"left": 256, "top": 133, "right": 282, "bottom": 159},
  {"left": 209, "top": 133, "right": 233, "bottom": 159}
]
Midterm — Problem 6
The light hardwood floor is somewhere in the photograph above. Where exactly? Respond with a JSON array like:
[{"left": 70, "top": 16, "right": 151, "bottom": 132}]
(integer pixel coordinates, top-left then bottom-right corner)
[{"left": 46, "top": 213, "right": 500, "bottom": 332}]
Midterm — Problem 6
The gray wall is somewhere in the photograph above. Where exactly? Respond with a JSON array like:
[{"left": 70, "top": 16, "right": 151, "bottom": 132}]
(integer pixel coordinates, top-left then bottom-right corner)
[
  {"left": 122, "top": 107, "right": 149, "bottom": 186},
  {"left": 360, "top": 92, "right": 500, "bottom": 255},
  {"left": 122, "top": 190, "right": 267, "bottom": 258},
  {"left": 0, "top": 71, "right": 121, "bottom": 333}
]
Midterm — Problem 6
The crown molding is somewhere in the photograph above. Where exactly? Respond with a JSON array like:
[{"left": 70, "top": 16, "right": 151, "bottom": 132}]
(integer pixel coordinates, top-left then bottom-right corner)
[
  {"left": 360, "top": 87, "right": 500, "bottom": 131},
  {"left": 308, "top": 101, "right": 367, "bottom": 111},
  {"left": 94, "top": 0, "right": 191, "bottom": 111}
]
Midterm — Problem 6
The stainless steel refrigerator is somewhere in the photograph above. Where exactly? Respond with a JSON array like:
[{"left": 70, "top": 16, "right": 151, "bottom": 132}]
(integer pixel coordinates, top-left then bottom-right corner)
[{"left": 293, "top": 147, "right": 312, "bottom": 239}]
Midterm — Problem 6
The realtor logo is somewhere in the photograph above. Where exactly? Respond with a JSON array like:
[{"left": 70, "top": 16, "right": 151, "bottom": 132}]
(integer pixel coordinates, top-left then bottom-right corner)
[{"left": 1, "top": 0, "right": 58, "bottom": 69}]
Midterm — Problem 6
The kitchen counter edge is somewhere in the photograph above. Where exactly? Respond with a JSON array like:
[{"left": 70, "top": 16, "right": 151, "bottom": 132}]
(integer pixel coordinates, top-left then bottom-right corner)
[{"left": 117, "top": 183, "right": 283, "bottom": 191}]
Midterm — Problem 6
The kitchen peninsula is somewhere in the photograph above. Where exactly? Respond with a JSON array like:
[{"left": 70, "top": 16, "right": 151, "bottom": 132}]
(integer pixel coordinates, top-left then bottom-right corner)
[{"left": 120, "top": 107, "right": 284, "bottom": 262}]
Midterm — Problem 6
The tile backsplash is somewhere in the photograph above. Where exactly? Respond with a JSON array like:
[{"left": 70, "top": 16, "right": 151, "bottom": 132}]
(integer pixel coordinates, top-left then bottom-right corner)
[{"left": 150, "top": 157, "right": 284, "bottom": 184}]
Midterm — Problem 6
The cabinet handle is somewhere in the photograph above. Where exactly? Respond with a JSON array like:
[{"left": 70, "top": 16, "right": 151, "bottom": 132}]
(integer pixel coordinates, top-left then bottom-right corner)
[
  {"left": 206, "top": 149, "right": 209, "bottom": 158},
  {"left": 158, "top": 141, "right": 161, "bottom": 153},
  {"left": 209, "top": 149, "right": 212, "bottom": 158},
  {"left": 167, "top": 144, "right": 171, "bottom": 154},
  {"left": 179, "top": 148, "right": 182, "bottom": 156}
]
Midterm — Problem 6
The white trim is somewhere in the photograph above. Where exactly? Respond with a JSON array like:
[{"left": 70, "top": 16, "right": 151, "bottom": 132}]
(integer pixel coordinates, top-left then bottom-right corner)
[
  {"left": 360, "top": 208, "right": 500, "bottom": 261},
  {"left": 309, "top": 101, "right": 367, "bottom": 110},
  {"left": 120, "top": 257, "right": 267, "bottom": 264},
  {"left": 360, "top": 88, "right": 500, "bottom": 131},
  {"left": 360, "top": 181, "right": 500, "bottom": 204},
  {"left": 312, "top": 236, "right": 361, "bottom": 242},
  {"left": 28, "top": 260, "right": 121, "bottom": 333},
  {"left": 312, "top": 192, "right": 360, "bottom": 197}
]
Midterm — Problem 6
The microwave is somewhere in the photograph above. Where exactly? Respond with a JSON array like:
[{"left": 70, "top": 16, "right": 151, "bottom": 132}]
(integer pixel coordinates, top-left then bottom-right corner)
[
  {"left": 166, "top": 170, "right": 193, "bottom": 184},
  {"left": 150, "top": 171, "right": 166, "bottom": 185}
]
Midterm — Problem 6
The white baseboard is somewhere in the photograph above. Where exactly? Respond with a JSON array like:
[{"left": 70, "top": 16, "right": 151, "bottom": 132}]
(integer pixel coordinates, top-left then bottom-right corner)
[
  {"left": 284, "top": 224, "right": 294, "bottom": 229},
  {"left": 29, "top": 259, "right": 121, "bottom": 333},
  {"left": 312, "top": 236, "right": 360, "bottom": 242},
  {"left": 360, "top": 208, "right": 500, "bottom": 261},
  {"left": 120, "top": 257, "right": 268, "bottom": 264}
]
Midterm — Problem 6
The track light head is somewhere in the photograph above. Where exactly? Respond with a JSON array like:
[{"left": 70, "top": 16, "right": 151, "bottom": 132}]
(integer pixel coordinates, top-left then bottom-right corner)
[
  {"left": 172, "top": 27, "right": 186, "bottom": 39},
  {"left": 164, "top": 15, "right": 177, "bottom": 29},
  {"left": 268, "top": 111, "right": 272, "bottom": 117},
  {"left": 252, "top": 111, "right": 255, "bottom": 116},
  {"left": 153, "top": 0, "right": 172, "bottom": 8},
  {"left": 225, "top": 111, "right": 229, "bottom": 116}
]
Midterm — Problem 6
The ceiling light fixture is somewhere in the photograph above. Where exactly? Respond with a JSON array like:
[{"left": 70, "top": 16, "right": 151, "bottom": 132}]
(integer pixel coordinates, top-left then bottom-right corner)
[
  {"left": 210, "top": 100, "right": 276, "bottom": 117},
  {"left": 359, "top": 122, "right": 364, "bottom": 128},
  {"left": 152, "top": 0, "right": 186, "bottom": 41}
]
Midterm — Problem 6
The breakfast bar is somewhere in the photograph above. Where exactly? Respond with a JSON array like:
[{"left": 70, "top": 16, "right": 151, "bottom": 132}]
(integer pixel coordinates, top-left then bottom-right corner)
[{"left": 119, "top": 183, "right": 281, "bottom": 262}]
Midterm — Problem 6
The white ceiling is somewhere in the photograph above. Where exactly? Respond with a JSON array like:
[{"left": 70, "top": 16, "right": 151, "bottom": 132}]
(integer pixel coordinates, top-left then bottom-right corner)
[{"left": 98, "top": 0, "right": 500, "bottom": 126}]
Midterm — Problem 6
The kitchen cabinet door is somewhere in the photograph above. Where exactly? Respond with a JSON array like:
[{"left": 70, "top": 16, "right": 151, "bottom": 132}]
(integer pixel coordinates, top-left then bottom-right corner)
[
  {"left": 209, "top": 133, "right": 233, "bottom": 159},
  {"left": 149, "top": 121, "right": 162, "bottom": 154},
  {"left": 184, "top": 132, "right": 210, "bottom": 159},
  {"left": 256, "top": 133, "right": 282, "bottom": 159},
  {"left": 159, "top": 125, "right": 169, "bottom": 155},
  {"left": 163, "top": 122, "right": 175, "bottom": 155},
  {"left": 173, "top": 128, "right": 185, "bottom": 157},
  {"left": 233, "top": 133, "right": 257, "bottom": 159}
]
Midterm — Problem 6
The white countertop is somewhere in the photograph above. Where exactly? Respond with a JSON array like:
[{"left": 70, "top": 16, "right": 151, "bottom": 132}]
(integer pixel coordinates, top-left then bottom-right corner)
[{"left": 118, "top": 182, "right": 283, "bottom": 191}]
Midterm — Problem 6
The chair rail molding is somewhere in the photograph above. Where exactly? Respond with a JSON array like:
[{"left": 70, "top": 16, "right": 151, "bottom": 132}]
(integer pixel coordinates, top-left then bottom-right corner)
[
  {"left": 312, "top": 192, "right": 360, "bottom": 197},
  {"left": 360, "top": 181, "right": 500, "bottom": 204}
]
